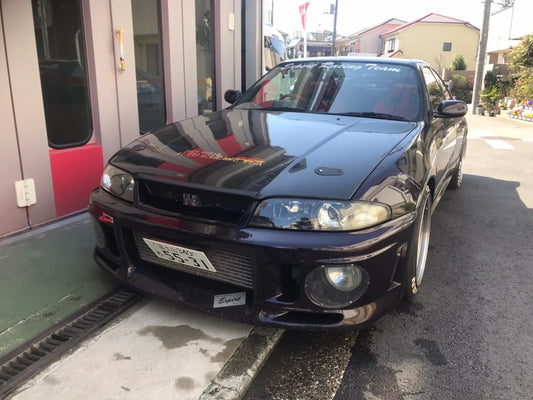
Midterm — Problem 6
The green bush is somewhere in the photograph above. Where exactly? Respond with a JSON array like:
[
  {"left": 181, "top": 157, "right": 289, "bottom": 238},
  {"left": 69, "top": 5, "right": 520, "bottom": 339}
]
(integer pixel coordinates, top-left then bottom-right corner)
[
  {"left": 480, "top": 87, "right": 499, "bottom": 108},
  {"left": 453, "top": 89, "right": 473, "bottom": 103},
  {"left": 450, "top": 74, "right": 472, "bottom": 103},
  {"left": 512, "top": 72, "right": 533, "bottom": 101},
  {"left": 450, "top": 54, "right": 467, "bottom": 70},
  {"left": 484, "top": 71, "right": 498, "bottom": 89},
  {"left": 509, "top": 34, "right": 533, "bottom": 101}
]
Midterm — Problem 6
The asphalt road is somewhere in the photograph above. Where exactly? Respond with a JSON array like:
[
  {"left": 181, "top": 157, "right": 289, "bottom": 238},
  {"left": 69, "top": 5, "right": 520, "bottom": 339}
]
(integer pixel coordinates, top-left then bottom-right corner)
[{"left": 244, "top": 114, "right": 533, "bottom": 400}]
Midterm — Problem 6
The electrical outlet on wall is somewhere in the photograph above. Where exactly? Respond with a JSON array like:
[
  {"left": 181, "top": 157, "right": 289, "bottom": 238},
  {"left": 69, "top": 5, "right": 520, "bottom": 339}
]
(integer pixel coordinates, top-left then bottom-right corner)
[{"left": 15, "top": 179, "right": 37, "bottom": 207}]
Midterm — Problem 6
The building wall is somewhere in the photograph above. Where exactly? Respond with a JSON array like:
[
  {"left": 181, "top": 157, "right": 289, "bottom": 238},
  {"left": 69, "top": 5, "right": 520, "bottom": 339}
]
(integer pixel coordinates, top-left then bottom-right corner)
[
  {"left": 1, "top": 0, "right": 56, "bottom": 231},
  {"left": 510, "top": 0, "right": 533, "bottom": 39},
  {"left": 0, "top": 5, "right": 30, "bottom": 235},
  {"left": 382, "top": 24, "right": 479, "bottom": 73},
  {"left": 359, "top": 22, "right": 404, "bottom": 55},
  {"left": 487, "top": 7, "right": 519, "bottom": 54},
  {"left": 0, "top": 0, "right": 256, "bottom": 238},
  {"left": 215, "top": 0, "right": 242, "bottom": 109}
]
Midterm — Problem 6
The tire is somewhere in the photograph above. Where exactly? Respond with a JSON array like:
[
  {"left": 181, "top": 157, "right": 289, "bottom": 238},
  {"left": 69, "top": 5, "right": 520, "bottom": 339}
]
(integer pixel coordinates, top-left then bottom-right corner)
[
  {"left": 404, "top": 186, "right": 432, "bottom": 298},
  {"left": 448, "top": 152, "right": 464, "bottom": 190}
]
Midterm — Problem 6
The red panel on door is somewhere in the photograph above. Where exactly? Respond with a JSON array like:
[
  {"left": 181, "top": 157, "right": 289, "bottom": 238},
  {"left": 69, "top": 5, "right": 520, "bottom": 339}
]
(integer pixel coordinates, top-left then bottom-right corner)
[{"left": 49, "top": 144, "right": 104, "bottom": 217}]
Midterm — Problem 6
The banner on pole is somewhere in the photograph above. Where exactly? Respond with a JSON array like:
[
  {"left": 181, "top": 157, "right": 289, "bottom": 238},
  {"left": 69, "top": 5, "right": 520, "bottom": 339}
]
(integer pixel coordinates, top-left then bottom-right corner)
[{"left": 299, "top": 2, "right": 310, "bottom": 31}]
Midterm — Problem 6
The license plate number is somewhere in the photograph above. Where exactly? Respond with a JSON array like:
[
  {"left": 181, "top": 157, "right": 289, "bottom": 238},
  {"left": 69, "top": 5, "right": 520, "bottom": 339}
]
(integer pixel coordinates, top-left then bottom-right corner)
[{"left": 143, "top": 238, "right": 217, "bottom": 272}]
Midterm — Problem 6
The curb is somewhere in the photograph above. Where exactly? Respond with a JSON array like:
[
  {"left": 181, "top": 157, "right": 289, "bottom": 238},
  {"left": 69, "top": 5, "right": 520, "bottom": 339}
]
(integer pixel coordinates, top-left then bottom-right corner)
[{"left": 200, "top": 327, "right": 285, "bottom": 400}]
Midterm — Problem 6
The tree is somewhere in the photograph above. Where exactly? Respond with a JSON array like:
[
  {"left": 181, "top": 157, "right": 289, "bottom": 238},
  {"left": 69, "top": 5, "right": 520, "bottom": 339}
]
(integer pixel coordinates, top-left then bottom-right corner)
[
  {"left": 509, "top": 34, "right": 533, "bottom": 100},
  {"left": 509, "top": 34, "right": 533, "bottom": 68},
  {"left": 450, "top": 54, "right": 467, "bottom": 71}
]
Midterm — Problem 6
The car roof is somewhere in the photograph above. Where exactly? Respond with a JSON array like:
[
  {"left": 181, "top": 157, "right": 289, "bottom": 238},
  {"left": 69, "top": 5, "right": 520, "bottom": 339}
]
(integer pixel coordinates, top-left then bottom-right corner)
[{"left": 280, "top": 57, "right": 427, "bottom": 68}]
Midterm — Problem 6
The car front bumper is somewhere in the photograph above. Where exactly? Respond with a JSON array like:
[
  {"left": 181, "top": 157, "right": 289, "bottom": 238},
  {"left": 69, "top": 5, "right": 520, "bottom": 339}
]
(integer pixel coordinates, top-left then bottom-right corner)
[{"left": 89, "top": 187, "right": 416, "bottom": 330}]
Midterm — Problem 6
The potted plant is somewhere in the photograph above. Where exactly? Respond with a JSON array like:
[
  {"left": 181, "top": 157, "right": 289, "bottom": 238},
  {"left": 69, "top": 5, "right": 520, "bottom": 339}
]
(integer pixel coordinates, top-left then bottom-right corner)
[{"left": 480, "top": 87, "right": 499, "bottom": 117}]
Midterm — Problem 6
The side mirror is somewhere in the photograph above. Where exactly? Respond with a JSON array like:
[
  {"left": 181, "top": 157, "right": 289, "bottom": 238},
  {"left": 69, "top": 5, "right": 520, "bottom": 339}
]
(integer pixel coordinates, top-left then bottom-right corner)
[
  {"left": 434, "top": 100, "right": 467, "bottom": 118},
  {"left": 224, "top": 90, "right": 242, "bottom": 104}
]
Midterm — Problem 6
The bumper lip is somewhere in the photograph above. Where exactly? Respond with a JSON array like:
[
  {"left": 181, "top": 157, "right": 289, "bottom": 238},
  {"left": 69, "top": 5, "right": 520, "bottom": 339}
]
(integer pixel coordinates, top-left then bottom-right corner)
[
  {"left": 95, "top": 249, "right": 404, "bottom": 331},
  {"left": 89, "top": 188, "right": 415, "bottom": 330},
  {"left": 257, "top": 281, "right": 404, "bottom": 330}
]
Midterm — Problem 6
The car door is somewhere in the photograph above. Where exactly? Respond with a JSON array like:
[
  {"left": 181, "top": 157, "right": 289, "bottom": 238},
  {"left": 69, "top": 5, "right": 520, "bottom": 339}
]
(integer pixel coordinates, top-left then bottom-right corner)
[{"left": 422, "top": 66, "right": 461, "bottom": 203}]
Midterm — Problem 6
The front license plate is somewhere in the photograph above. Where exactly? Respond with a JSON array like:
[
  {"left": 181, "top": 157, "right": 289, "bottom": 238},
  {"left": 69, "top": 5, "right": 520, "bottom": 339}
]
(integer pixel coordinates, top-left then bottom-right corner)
[{"left": 143, "top": 238, "right": 217, "bottom": 272}]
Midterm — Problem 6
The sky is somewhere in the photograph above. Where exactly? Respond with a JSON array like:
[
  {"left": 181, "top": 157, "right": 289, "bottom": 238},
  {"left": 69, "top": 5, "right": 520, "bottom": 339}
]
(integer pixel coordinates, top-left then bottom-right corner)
[{"left": 270, "top": 0, "right": 492, "bottom": 37}]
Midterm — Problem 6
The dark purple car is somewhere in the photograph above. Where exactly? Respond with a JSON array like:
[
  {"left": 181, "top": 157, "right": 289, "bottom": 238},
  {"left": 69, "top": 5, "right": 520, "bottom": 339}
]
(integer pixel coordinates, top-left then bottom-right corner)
[{"left": 89, "top": 58, "right": 467, "bottom": 330}]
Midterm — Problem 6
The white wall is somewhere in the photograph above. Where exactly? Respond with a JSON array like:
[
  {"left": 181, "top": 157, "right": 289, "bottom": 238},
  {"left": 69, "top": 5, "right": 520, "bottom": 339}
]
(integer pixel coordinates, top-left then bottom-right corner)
[
  {"left": 1, "top": 0, "right": 56, "bottom": 226},
  {"left": 487, "top": 7, "right": 519, "bottom": 53},
  {"left": 510, "top": 0, "right": 533, "bottom": 39}
]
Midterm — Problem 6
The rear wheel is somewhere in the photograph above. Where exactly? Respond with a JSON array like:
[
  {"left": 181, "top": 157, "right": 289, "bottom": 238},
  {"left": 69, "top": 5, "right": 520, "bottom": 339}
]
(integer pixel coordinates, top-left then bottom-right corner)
[{"left": 404, "top": 186, "right": 432, "bottom": 298}]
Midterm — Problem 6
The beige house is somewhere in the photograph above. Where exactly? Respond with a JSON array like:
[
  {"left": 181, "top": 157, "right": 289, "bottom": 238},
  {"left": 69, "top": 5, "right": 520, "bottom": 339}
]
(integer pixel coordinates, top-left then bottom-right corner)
[
  {"left": 336, "top": 18, "right": 405, "bottom": 57},
  {"left": 379, "top": 13, "right": 479, "bottom": 74}
]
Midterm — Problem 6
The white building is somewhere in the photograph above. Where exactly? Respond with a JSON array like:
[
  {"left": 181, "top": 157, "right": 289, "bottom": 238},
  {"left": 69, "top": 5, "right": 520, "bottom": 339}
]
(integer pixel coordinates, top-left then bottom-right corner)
[{"left": 486, "top": 0, "right": 533, "bottom": 72}]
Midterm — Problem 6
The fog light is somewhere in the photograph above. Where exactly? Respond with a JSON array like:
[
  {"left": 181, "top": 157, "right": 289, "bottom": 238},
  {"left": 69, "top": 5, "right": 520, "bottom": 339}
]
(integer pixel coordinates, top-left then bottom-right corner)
[
  {"left": 325, "top": 266, "right": 362, "bottom": 291},
  {"left": 91, "top": 216, "right": 106, "bottom": 248},
  {"left": 304, "top": 264, "right": 369, "bottom": 308}
]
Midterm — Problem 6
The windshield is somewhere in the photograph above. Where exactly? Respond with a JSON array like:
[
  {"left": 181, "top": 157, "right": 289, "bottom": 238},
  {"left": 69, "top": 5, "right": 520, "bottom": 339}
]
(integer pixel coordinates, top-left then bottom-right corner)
[{"left": 234, "top": 60, "right": 423, "bottom": 121}]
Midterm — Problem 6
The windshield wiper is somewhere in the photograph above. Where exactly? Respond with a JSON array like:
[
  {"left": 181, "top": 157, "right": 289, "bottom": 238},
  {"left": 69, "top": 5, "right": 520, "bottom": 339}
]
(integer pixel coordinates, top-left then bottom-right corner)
[
  {"left": 338, "top": 112, "right": 409, "bottom": 121},
  {"left": 261, "top": 106, "right": 310, "bottom": 112}
]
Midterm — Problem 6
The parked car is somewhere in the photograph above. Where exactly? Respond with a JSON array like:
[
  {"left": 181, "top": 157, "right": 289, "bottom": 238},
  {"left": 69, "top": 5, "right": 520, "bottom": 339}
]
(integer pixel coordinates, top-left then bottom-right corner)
[{"left": 89, "top": 58, "right": 467, "bottom": 330}]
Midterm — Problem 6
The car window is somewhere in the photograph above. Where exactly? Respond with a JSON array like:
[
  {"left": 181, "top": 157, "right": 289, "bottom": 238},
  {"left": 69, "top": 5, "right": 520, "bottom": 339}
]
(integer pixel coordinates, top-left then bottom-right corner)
[
  {"left": 234, "top": 61, "right": 423, "bottom": 121},
  {"left": 423, "top": 67, "right": 450, "bottom": 110}
]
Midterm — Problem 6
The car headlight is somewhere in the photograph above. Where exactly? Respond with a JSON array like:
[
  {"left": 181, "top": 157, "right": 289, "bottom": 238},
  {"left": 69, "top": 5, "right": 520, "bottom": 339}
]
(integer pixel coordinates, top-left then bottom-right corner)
[
  {"left": 101, "top": 164, "right": 135, "bottom": 202},
  {"left": 249, "top": 198, "right": 391, "bottom": 231}
]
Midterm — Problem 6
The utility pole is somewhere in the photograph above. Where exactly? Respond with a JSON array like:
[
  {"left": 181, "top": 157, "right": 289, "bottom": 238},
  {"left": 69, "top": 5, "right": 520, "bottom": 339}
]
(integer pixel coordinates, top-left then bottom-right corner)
[
  {"left": 472, "top": 0, "right": 492, "bottom": 114},
  {"left": 331, "top": 0, "right": 338, "bottom": 56}
]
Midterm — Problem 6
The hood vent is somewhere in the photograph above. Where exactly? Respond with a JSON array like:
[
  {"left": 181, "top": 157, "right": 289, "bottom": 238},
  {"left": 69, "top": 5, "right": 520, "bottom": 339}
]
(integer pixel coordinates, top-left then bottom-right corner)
[{"left": 315, "top": 167, "right": 344, "bottom": 176}]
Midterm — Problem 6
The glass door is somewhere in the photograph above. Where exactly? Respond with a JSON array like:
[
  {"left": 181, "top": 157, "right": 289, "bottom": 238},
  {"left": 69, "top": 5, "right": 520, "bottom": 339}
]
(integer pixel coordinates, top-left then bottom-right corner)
[
  {"left": 196, "top": 0, "right": 216, "bottom": 115},
  {"left": 132, "top": 0, "right": 166, "bottom": 134},
  {"left": 32, "top": 0, "right": 93, "bottom": 149},
  {"left": 31, "top": 0, "right": 104, "bottom": 217}
]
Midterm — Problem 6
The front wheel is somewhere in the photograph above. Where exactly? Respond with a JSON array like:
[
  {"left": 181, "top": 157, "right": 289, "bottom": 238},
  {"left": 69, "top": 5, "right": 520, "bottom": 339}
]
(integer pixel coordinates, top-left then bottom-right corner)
[
  {"left": 448, "top": 152, "right": 464, "bottom": 190},
  {"left": 404, "top": 186, "right": 432, "bottom": 298}
]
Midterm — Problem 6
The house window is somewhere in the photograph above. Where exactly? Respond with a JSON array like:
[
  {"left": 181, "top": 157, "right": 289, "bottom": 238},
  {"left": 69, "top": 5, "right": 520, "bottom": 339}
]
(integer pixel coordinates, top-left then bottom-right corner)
[
  {"left": 443, "top": 42, "right": 452, "bottom": 52},
  {"left": 386, "top": 38, "right": 396, "bottom": 53},
  {"left": 349, "top": 40, "right": 360, "bottom": 53}
]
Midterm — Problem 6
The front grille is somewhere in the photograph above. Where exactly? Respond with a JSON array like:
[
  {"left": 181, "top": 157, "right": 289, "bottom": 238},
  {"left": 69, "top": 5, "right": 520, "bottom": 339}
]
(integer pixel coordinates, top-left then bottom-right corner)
[
  {"left": 134, "top": 233, "right": 253, "bottom": 289},
  {"left": 137, "top": 179, "right": 254, "bottom": 225}
]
